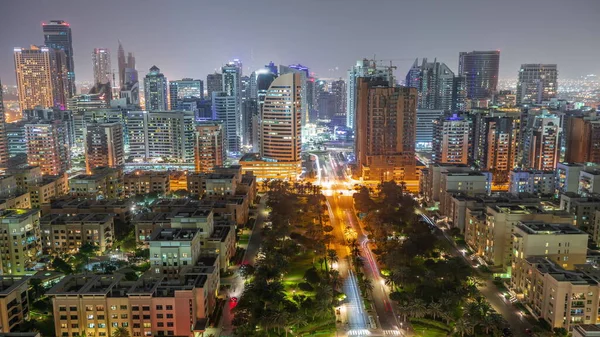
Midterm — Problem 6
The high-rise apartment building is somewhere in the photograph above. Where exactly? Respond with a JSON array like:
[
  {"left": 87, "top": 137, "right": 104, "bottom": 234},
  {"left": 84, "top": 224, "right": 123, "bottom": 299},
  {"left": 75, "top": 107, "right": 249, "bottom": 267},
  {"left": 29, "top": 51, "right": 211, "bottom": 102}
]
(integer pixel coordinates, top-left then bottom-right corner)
[
  {"left": 126, "top": 110, "right": 195, "bottom": 163},
  {"left": 521, "top": 111, "right": 560, "bottom": 171},
  {"left": 253, "top": 68, "right": 278, "bottom": 152},
  {"left": 259, "top": 73, "right": 302, "bottom": 174},
  {"left": 416, "top": 109, "right": 445, "bottom": 151},
  {"left": 195, "top": 122, "right": 225, "bottom": 173},
  {"left": 565, "top": 115, "right": 600, "bottom": 164},
  {"left": 516, "top": 64, "right": 558, "bottom": 105},
  {"left": 0, "top": 209, "right": 41, "bottom": 275},
  {"left": 25, "top": 120, "right": 70, "bottom": 175},
  {"left": 222, "top": 61, "right": 243, "bottom": 144},
  {"left": 92, "top": 48, "right": 111, "bottom": 85},
  {"left": 169, "top": 78, "right": 203, "bottom": 110},
  {"left": 458, "top": 50, "right": 500, "bottom": 101},
  {"left": 212, "top": 92, "right": 239, "bottom": 152},
  {"left": 206, "top": 72, "right": 222, "bottom": 99},
  {"left": 355, "top": 77, "right": 417, "bottom": 181},
  {"left": 475, "top": 116, "right": 519, "bottom": 184},
  {"left": 405, "top": 58, "right": 455, "bottom": 111},
  {"left": 330, "top": 79, "right": 347, "bottom": 126},
  {"left": 144, "top": 66, "right": 168, "bottom": 111},
  {"left": 14, "top": 46, "right": 68, "bottom": 110},
  {"left": 347, "top": 59, "right": 395, "bottom": 129},
  {"left": 0, "top": 79, "right": 8, "bottom": 169},
  {"left": 432, "top": 113, "right": 472, "bottom": 165},
  {"left": 85, "top": 122, "right": 125, "bottom": 173},
  {"left": 42, "top": 20, "right": 75, "bottom": 97}
]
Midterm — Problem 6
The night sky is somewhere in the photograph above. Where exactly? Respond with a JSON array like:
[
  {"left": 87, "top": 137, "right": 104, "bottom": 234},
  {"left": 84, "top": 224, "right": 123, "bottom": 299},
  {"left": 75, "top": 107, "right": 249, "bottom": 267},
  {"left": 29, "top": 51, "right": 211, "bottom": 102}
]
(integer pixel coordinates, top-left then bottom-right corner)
[{"left": 1, "top": 0, "right": 599, "bottom": 85}]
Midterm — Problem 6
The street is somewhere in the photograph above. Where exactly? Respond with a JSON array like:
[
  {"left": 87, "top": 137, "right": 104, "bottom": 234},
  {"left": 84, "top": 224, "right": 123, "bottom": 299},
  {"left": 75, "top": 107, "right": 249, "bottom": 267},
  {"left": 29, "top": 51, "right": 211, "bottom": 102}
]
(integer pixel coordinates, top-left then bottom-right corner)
[
  {"left": 319, "top": 151, "right": 402, "bottom": 337},
  {"left": 419, "top": 214, "right": 533, "bottom": 336},
  {"left": 219, "top": 196, "right": 268, "bottom": 337}
]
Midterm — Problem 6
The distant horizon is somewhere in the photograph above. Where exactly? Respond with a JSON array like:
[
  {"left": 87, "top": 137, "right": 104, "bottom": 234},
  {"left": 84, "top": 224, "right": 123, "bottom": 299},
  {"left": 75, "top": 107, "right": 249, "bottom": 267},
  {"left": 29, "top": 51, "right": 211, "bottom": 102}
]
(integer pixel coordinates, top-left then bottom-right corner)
[{"left": 1, "top": 0, "right": 599, "bottom": 86}]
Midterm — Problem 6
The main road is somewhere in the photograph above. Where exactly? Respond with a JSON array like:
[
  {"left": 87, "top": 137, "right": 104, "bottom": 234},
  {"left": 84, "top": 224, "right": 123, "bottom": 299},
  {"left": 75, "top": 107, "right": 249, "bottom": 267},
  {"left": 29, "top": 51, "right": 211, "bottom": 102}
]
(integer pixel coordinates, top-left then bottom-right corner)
[{"left": 318, "top": 151, "right": 402, "bottom": 337}]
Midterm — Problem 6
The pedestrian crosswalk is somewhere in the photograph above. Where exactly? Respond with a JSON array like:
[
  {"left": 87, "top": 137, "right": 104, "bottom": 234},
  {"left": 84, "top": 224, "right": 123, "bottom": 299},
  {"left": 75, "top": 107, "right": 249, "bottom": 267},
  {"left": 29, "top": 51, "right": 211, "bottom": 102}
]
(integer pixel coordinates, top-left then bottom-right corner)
[
  {"left": 383, "top": 330, "right": 402, "bottom": 335},
  {"left": 347, "top": 329, "right": 371, "bottom": 336},
  {"left": 346, "top": 330, "right": 401, "bottom": 336}
]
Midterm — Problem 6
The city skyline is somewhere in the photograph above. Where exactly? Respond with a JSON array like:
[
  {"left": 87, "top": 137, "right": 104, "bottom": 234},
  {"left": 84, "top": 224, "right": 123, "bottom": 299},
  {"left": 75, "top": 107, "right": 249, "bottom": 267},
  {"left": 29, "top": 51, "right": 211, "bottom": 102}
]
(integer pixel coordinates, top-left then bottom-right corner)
[{"left": 1, "top": 0, "right": 599, "bottom": 87}]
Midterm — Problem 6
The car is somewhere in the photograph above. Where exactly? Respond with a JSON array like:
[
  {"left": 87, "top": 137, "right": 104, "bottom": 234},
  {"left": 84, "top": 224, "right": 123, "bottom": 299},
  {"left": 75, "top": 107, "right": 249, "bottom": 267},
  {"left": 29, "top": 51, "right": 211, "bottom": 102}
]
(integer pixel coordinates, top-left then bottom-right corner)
[
  {"left": 230, "top": 297, "right": 238, "bottom": 303},
  {"left": 525, "top": 328, "right": 533, "bottom": 335},
  {"left": 502, "top": 327, "right": 512, "bottom": 336}
]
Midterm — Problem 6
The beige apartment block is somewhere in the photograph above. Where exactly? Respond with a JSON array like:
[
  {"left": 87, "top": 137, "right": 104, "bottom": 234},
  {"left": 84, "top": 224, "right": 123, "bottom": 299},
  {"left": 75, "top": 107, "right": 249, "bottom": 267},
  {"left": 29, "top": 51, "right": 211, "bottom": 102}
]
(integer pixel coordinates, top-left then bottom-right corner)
[
  {"left": 0, "top": 276, "right": 30, "bottom": 333},
  {"left": 0, "top": 209, "right": 41, "bottom": 275},
  {"left": 40, "top": 213, "right": 115, "bottom": 254}
]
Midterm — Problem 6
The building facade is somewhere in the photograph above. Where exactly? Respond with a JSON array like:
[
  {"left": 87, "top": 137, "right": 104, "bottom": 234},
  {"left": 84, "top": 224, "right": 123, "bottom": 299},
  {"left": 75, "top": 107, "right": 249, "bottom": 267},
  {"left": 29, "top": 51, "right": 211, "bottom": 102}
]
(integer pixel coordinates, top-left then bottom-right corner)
[
  {"left": 14, "top": 46, "right": 68, "bottom": 110},
  {"left": 42, "top": 20, "right": 75, "bottom": 97},
  {"left": 144, "top": 66, "right": 168, "bottom": 111},
  {"left": 355, "top": 78, "right": 417, "bottom": 181},
  {"left": 0, "top": 209, "right": 41, "bottom": 275},
  {"left": 25, "top": 120, "right": 70, "bottom": 175},
  {"left": 516, "top": 64, "right": 558, "bottom": 105},
  {"left": 195, "top": 122, "right": 225, "bottom": 173},
  {"left": 92, "top": 48, "right": 111, "bottom": 85},
  {"left": 432, "top": 113, "right": 472, "bottom": 165},
  {"left": 458, "top": 50, "right": 500, "bottom": 101},
  {"left": 85, "top": 122, "right": 125, "bottom": 173}
]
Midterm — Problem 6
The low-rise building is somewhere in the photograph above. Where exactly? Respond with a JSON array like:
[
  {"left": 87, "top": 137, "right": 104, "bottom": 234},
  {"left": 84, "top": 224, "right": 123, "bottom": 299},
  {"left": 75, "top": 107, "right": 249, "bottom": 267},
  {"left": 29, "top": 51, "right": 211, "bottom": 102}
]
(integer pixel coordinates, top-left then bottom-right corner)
[
  {"left": 124, "top": 171, "right": 169, "bottom": 197},
  {"left": 513, "top": 258, "right": 600, "bottom": 330},
  {"left": 573, "top": 325, "right": 600, "bottom": 337},
  {"left": 509, "top": 170, "right": 556, "bottom": 196},
  {"left": 511, "top": 222, "right": 588, "bottom": 295},
  {"left": 27, "top": 174, "right": 69, "bottom": 208},
  {"left": 168, "top": 170, "right": 187, "bottom": 192},
  {"left": 0, "top": 192, "right": 31, "bottom": 211},
  {"left": 556, "top": 162, "right": 589, "bottom": 195},
  {"left": 69, "top": 167, "right": 123, "bottom": 200},
  {"left": 149, "top": 228, "right": 204, "bottom": 278},
  {"left": 0, "top": 276, "right": 30, "bottom": 333},
  {"left": 40, "top": 213, "right": 115, "bottom": 254},
  {"left": 133, "top": 212, "right": 171, "bottom": 246},
  {"left": 239, "top": 153, "right": 300, "bottom": 181},
  {"left": 41, "top": 198, "right": 132, "bottom": 223},
  {"left": 0, "top": 210, "right": 41, "bottom": 275},
  {"left": 206, "top": 224, "right": 236, "bottom": 270},
  {"left": 580, "top": 168, "right": 600, "bottom": 196},
  {"left": 560, "top": 193, "right": 600, "bottom": 236},
  {"left": 47, "top": 273, "right": 213, "bottom": 337},
  {"left": 466, "top": 204, "right": 574, "bottom": 271}
]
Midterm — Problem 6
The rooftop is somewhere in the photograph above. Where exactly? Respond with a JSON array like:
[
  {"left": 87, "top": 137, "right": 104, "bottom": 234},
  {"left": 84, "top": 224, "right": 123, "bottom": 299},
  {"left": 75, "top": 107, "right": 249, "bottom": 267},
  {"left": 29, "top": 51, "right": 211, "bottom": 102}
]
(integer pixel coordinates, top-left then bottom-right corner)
[
  {"left": 40, "top": 213, "right": 114, "bottom": 225},
  {"left": 0, "top": 276, "right": 30, "bottom": 295},
  {"left": 150, "top": 228, "right": 200, "bottom": 241},
  {"left": 0, "top": 209, "right": 39, "bottom": 220},
  {"left": 516, "top": 221, "right": 585, "bottom": 235}
]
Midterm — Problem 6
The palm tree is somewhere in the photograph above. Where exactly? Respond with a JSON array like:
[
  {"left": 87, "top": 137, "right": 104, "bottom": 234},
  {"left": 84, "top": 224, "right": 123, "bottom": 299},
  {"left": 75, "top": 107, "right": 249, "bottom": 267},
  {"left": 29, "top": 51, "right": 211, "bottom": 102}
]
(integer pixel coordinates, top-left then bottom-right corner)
[
  {"left": 326, "top": 249, "right": 339, "bottom": 270},
  {"left": 427, "top": 301, "right": 443, "bottom": 320},
  {"left": 454, "top": 317, "right": 474, "bottom": 337},
  {"left": 112, "top": 327, "right": 131, "bottom": 337},
  {"left": 411, "top": 298, "right": 428, "bottom": 319},
  {"left": 329, "top": 269, "right": 343, "bottom": 290}
]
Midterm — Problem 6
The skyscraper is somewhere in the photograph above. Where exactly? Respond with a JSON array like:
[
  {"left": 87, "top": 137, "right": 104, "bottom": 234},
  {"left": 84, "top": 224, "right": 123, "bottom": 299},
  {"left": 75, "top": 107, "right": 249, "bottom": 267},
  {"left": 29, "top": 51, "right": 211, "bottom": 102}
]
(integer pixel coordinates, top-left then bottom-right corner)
[
  {"left": 144, "top": 66, "right": 168, "bottom": 111},
  {"left": 85, "top": 122, "right": 125, "bottom": 174},
  {"left": 475, "top": 116, "right": 519, "bottom": 184},
  {"left": 14, "top": 45, "right": 68, "bottom": 110},
  {"left": 117, "top": 41, "right": 136, "bottom": 88},
  {"left": 206, "top": 72, "right": 223, "bottom": 99},
  {"left": 347, "top": 59, "right": 395, "bottom": 129},
  {"left": 0, "top": 79, "right": 8, "bottom": 169},
  {"left": 279, "top": 64, "right": 310, "bottom": 125},
  {"left": 521, "top": 111, "right": 560, "bottom": 171},
  {"left": 516, "top": 64, "right": 558, "bottom": 105},
  {"left": 432, "top": 113, "right": 472, "bottom": 165},
  {"left": 458, "top": 50, "right": 500, "bottom": 101},
  {"left": 355, "top": 77, "right": 417, "bottom": 181},
  {"left": 222, "top": 61, "right": 243, "bottom": 143},
  {"left": 212, "top": 92, "right": 239, "bottom": 152},
  {"left": 405, "top": 58, "right": 455, "bottom": 111},
  {"left": 253, "top": 67, "right": 278, "bottom": 152},
  {"left": 169, "top": 79, "right": 203, "bottom": 110},
  {"left": 25, "top": 120, "right": 70, "bottom": 175},
  {"left": 331, "top": 79, "right": 347, "bottom": 126},
  {"left": 43, "top": 20, "right": 75, "bottom": 97},
  {"left": 260, "top": 73, "right": 302, "bottom": 175},
  {"left": 195, "top": 122, "right": 225, "bottom": 173},
  {"left": 92, "top": 48, "right": 112, "bottom": 85}
]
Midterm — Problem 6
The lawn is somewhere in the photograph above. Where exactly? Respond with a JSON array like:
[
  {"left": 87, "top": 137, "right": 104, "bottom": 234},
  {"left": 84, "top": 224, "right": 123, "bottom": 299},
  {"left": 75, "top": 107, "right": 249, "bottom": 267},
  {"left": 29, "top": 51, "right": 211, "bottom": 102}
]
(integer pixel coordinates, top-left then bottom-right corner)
[
  {"left": 283, "top": 251, "right": 317, "bottom": 291},
  {"left": 410, "top": 319, "right": 451, "bottom": 337},
  {"left": 238, "top": 234, "right": 250, "bottom": 246}
]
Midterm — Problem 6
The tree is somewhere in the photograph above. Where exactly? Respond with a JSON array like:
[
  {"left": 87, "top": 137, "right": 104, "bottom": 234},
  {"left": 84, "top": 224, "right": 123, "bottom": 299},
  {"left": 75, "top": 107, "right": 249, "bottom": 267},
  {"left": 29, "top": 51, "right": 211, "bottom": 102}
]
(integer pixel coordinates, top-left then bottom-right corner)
[
  {"left": 411, "top": 298, "right": 428, "bottom": 319},
  {"left": 428, "top": 301, "right": 443, "bottom": 320},
  {"left": 326, "top": 249, "right": 339, "bottom": 271},
  {"left": 454, "top": 317, "right": 474, "bottom": 337},
  {"left": 112, "top": 327, "right": 131, "bottom": 337},
  {"left": 52, "top": 257, "right": 73, "bottom": 274},
  {"left": 29, "top": 278, "right": 45, "bottom": 298}
]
